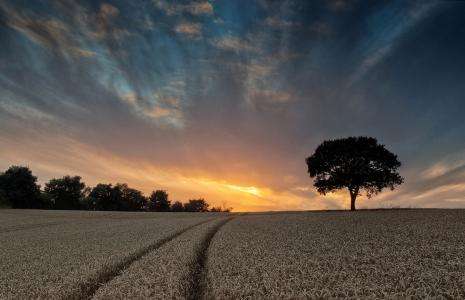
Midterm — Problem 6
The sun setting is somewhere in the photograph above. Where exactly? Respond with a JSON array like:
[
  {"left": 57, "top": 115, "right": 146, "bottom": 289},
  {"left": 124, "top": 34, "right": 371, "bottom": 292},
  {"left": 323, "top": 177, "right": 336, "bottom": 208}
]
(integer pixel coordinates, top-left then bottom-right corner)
[{"left": 2, "top": 1, "right": 465, "bottom": 298}]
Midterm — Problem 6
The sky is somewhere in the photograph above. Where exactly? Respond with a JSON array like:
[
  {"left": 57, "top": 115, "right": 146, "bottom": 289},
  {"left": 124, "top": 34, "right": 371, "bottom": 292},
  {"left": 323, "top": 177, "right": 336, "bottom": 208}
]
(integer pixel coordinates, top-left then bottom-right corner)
[{"left": 1, "top": 0, "right": 465, "bottom": 211}]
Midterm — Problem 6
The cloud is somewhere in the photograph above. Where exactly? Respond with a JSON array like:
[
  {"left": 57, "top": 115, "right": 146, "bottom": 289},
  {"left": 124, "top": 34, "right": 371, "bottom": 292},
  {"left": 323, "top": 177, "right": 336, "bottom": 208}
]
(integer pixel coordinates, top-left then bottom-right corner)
[
  {"left": 153, "top": 0, "right": 213, "bottom": 16},
  {"left": 0, "top": 101, "right": 57, "bottom": 123},
  {"left": 174, "top": 22, "right": 202, "bottom": 38},
  {"left": 91, "top": 3, "right": 130, "bottom": 41},
  {"left": 420, "top": 156, "right": 465, "bottom": 180},
  {"left": 213, "top": 36, "right": 260, "bottom": 53},
  {"left": 347, "top": 2, "right": 439, "bottom": 86},
  {"left": 99, "top": 3, "right": 119, "bottom": 19},
  {"left": 0, "top": 3, "right": 95, "bottom": 58},
  {"left": 144, "top": 96, "right": 184, "bottom": 127},
  {"left": 188, "top": 2, "right": 214, "bottom": 15},
  {"left": 264, "top": 16, "right": 299, "bottom": 29}
]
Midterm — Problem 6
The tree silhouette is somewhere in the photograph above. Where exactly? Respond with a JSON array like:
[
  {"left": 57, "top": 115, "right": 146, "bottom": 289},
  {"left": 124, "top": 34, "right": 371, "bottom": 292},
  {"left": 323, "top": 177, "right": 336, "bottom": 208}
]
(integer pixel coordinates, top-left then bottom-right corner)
[
  {"left": 88, "top": 183, "right": 147, "bottom": 211},
  {"left": 171, "top": 201, "right": 184, "bottom": 212},
  {"left": 88, "top": 183, "right": 121, "bottom": 211},
  {"left": 306, "top": 137, "right": 403, "bottom": 211},
  {"left": 149, "top": 190, "right": 170, "bottom": 211},
  {"left": 117, "top": 183, "right": 147, "bottom": 211},
  {"left": 184, "top": 198, "right": 209, "bottom": 212},
  {"left": 44, "top": 176, "right": 86, "bottom": 210},
  {"left": 0, "top": 166, "right": 42, "bottom": 208}
]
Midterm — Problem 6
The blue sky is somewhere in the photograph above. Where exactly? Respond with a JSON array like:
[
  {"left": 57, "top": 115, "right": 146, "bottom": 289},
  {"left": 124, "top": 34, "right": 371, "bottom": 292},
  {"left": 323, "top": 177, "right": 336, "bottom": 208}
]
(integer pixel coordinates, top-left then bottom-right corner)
[{"left": 1, "top": 0, "right": 465, "bottom": 211}]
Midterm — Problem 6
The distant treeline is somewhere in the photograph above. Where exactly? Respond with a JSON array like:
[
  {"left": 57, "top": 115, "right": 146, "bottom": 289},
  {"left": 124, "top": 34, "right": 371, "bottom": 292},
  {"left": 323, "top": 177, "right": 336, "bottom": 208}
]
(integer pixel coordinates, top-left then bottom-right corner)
[{"left": 0, "top": 166, "right": 231, "bottom": 212}]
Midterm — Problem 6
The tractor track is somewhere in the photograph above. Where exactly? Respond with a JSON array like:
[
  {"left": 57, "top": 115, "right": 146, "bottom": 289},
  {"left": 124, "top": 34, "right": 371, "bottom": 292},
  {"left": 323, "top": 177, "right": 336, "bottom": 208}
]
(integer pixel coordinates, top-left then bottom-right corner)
[
  {"left": 64, "top": 217, "right": 219, "bottom": 300},
  {"left": 186, "top": 216, "right": 236, "bottom": 300}
]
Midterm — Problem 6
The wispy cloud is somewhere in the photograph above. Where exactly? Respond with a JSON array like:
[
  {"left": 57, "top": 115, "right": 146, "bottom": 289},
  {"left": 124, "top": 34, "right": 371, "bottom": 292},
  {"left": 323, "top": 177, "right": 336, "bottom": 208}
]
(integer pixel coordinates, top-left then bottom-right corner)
[
  {"left": 91, "top": 3, "right": 130, "bottom": 41},
  {"left": 264, "top": 16, "right": 299, "bottom": 29},
  {"left": 153, "top": 0, "right": 213, "bottom": 16},
  {"left": 213, "top": 36, "right": 260, "bottom": 53},
  {"left": 0, "top": 2, "right": 95, "bottom": 58},
  {"left": 246, "top": 90, "right": 294, "bottom": 112},
  {"left": 174, "top": 22, "right": 202, "bottom": 38},
  {"left": 347, "top": 2, "right": 439, "bottom": 87}
]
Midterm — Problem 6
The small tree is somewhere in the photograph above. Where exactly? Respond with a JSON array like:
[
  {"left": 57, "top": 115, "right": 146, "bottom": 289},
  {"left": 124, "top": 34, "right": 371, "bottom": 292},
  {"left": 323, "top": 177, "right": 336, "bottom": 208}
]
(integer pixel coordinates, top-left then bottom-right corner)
[
  {"left": 171, "top": 201, "right": 184, "bottom": 212},
  {"left": 0, "top": 166, "right": 42, "bottom": 208},
  {"left": 149, "top": 190, "right": 170, "bottom": 211},
  {"left": 44, "top": 176, "right": 86, "bottom": 210},
  {"left": 306, "top": 137, "right": 403, "bottom": 211},
  {"left": 184, "top": 198, "right": 209, "bottom": 212}
]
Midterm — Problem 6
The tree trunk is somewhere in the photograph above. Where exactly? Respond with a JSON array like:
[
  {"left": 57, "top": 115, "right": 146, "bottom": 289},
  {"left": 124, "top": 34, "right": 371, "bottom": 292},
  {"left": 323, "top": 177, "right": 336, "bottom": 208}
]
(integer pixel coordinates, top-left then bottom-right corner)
[
  {"left": 349, "top": 187, "right": 358, "bottom": 211},
  {"left": 350, "top": 192, "right": 356, "bottom": 211}
]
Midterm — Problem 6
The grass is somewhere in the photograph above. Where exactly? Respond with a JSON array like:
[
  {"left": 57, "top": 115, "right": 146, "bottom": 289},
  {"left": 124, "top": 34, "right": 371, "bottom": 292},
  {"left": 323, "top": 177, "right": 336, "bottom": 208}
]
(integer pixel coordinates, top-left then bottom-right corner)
[{"left": 2, "top": 209, "right": 465, "bottom": 298}]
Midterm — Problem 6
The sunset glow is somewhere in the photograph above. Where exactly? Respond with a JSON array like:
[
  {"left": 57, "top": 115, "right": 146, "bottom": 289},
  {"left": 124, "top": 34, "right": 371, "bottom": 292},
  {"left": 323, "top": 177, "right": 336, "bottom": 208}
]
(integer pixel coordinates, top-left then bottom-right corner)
[{"left": 1, "top": 1, "right": 465, "bottom": 211}]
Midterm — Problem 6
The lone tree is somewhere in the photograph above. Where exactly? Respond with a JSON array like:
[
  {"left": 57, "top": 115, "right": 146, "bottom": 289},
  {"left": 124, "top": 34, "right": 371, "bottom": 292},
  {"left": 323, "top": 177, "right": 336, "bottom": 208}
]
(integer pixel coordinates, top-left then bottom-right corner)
[{"left": 305, "top": 137, "right": 403, "bottom": 211}]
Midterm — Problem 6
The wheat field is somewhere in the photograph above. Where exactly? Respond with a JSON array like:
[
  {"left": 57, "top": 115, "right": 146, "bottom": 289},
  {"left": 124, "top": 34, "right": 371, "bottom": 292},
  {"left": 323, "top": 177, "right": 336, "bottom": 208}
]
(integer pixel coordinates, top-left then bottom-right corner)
[{"left": 1, "top": 209, "right": 464, "bottom": 299}]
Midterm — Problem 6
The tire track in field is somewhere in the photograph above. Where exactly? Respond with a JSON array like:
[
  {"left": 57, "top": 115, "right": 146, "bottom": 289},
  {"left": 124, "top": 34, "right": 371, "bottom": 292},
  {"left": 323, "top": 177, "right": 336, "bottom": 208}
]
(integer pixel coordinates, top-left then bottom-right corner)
[
  {"left": 187, "top": 216, "right": 236, "bottom": 300},
  {"left": 66, "top": 217, "right": 219, "bottom": 300}
]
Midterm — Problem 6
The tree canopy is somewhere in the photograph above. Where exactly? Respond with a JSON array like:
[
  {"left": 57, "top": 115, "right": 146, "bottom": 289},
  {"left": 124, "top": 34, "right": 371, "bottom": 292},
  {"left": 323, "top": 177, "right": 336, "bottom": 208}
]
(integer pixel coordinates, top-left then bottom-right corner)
[
  {"left": 44, "top": 176, "right": 86, "bottom": 210},
  {"left": 306, "top": 136, "right": 403, "bottom": 210},
  {"left": 184, "top": 199, "right": 209, "bottom": 212},
  {"left": 148, "top": 190, "right": 170, "bottom": 212},
  {"left": 0, "top": 165, "right": 229, "bottom": 212},
  {"left": 0, "top": 166, "right": 42, "bottom": 208}
]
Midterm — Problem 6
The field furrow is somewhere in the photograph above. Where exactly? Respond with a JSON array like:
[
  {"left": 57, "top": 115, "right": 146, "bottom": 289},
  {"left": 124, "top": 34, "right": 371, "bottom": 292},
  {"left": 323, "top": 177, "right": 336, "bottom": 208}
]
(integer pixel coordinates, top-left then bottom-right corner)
[{"left": 93, "top": 216, "right": 235, "bottom": 299}]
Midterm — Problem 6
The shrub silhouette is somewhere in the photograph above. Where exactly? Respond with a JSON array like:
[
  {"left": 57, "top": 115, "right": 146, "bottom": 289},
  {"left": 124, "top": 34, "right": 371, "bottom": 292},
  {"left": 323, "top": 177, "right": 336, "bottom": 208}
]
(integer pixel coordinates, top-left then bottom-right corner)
[
  {"left": 44, "top": 176, "right": 86, "bottom": 210},
  {"left": 210, "top": 206, "right": 232, "bottom": 212},
  {"left": 0, "top": 166, "right": 42, "bottom": 208},
  {"left": 306, "top": 136, "right": 403, "bottom": 211}
]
